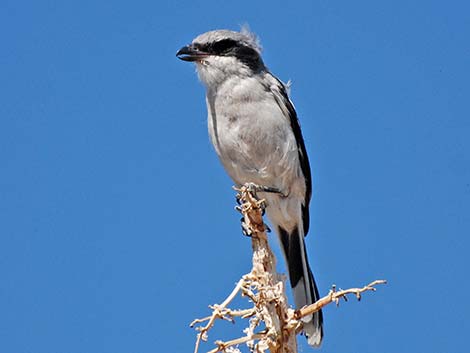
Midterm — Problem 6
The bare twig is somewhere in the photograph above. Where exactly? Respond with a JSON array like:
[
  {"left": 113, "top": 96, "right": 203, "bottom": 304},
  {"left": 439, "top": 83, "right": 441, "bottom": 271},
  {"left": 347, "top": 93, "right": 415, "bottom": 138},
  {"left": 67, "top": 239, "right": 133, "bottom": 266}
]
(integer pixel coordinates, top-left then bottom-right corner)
[
  {"left": 295, "top": 280, "right": 387, "bottom": 320},
  {"left": 208, "top": 333, "right": 266, "bottom": 353},
  {"left": 192, "top": 279, "right": 245, "bottom": 353}
]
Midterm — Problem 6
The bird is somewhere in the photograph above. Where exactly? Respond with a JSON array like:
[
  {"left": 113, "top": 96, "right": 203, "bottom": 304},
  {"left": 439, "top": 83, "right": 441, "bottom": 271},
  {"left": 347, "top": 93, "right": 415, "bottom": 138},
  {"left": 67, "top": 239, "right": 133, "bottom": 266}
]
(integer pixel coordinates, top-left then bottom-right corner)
[{"left": 176, "top": 28, "right": 323, "bottom": 347}]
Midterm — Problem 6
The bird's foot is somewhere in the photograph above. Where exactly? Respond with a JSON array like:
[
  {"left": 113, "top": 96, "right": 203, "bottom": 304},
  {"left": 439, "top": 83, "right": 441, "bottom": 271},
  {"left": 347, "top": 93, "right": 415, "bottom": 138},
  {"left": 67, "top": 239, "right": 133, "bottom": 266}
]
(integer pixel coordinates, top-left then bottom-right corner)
[{"left": 235, "top": 183, "right": 273, "bottom": 236}]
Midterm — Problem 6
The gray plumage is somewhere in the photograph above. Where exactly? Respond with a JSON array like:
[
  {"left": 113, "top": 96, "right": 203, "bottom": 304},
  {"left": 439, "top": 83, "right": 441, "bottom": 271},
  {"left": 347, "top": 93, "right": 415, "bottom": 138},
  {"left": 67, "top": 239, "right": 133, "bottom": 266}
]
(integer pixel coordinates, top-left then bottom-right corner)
[{"left": 177, "top": 28, "right": 323, "bottom": 347}]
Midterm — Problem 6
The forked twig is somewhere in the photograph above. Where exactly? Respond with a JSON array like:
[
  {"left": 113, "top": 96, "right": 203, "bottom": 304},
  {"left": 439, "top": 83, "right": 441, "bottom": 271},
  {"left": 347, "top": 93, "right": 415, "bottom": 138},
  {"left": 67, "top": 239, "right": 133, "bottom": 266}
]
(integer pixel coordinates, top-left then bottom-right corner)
[{"left": 192, "top": 279, "right": 245, "bottom": 353}]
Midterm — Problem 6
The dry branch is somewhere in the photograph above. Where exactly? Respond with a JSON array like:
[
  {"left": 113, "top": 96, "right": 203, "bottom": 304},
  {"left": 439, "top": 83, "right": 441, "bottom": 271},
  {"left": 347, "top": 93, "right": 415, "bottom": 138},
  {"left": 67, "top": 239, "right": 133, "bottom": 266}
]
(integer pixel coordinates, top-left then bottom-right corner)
[
  {"left": 295, "top": 280, "right": 387, "bottom": 320},
  {"left": 191, "top": 184, "right": 386, "bottom": 353}
]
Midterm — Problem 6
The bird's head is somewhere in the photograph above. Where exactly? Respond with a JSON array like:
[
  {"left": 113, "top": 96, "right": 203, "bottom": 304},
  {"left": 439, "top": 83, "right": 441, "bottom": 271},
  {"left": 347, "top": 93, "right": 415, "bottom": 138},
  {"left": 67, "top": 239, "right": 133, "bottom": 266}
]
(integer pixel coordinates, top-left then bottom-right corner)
[{"left": 176, "top": 29, "right": 265, "bottom": 87}]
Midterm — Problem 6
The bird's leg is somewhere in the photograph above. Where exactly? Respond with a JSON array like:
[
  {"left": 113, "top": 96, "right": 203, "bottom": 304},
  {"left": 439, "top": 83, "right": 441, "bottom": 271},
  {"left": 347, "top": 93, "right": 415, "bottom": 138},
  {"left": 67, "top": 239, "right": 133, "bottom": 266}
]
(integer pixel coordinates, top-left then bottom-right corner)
[{"left": 244, "top": 182, "right": 285, "bottom": 197}]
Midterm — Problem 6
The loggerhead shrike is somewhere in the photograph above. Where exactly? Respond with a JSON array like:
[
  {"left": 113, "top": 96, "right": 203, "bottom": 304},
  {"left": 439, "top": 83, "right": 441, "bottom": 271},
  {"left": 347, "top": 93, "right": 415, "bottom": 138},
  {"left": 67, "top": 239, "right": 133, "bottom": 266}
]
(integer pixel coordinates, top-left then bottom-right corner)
[{"left": 176, "top": 29, "right": 323, "bottom": 347}]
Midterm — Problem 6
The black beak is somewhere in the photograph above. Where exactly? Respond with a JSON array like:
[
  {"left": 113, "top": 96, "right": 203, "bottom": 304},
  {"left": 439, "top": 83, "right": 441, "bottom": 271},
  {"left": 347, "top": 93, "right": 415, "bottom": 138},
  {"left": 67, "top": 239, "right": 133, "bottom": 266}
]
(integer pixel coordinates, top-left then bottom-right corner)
[{"left": 176, "top": 44, "right": 208, "bottom": 62}]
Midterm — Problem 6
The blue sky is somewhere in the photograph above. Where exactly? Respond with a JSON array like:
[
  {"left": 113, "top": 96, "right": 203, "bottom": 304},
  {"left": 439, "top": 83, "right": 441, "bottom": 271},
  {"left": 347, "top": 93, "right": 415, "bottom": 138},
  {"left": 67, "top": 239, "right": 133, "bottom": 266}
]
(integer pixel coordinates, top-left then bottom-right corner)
[{"left": 1, "top": 1, "right": 469, "bottom": 352}]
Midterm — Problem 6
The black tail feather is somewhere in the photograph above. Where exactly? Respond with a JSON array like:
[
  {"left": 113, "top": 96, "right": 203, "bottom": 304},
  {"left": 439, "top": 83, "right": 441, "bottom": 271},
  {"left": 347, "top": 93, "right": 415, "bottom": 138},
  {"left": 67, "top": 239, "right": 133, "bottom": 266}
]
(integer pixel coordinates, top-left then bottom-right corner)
[{"left": 278, "top": 226, "right": 323, "bottom": 346}]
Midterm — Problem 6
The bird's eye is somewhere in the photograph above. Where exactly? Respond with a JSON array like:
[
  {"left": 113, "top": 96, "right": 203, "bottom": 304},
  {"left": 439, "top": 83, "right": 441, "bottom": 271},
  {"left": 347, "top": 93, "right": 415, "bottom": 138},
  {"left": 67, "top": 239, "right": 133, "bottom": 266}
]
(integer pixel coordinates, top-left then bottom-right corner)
[{"left": 210, "top": 39, "right": 238, "bottom": 54}]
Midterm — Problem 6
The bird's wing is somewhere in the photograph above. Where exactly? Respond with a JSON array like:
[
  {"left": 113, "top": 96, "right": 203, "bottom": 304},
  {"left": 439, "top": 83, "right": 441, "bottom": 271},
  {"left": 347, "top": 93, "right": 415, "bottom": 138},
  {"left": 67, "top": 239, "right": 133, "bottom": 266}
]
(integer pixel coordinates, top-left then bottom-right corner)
[{"left": 265, "top": 73, "right": 312, "bottom": 235}]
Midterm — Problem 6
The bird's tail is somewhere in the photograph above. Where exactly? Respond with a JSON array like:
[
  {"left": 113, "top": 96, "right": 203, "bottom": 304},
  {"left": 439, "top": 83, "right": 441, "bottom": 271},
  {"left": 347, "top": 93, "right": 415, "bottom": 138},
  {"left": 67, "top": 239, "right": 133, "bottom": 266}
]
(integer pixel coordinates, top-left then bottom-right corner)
[{"left": 278, "top": 226, "right": 323, "bottom": 347}]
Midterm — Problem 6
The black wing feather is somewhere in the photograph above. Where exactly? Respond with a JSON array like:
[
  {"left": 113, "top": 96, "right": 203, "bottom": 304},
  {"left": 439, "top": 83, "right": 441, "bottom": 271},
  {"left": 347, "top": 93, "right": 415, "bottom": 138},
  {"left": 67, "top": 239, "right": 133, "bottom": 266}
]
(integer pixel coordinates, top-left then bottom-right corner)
[{"left": 269, "top": 75, "right": 312, "bottom": 235}]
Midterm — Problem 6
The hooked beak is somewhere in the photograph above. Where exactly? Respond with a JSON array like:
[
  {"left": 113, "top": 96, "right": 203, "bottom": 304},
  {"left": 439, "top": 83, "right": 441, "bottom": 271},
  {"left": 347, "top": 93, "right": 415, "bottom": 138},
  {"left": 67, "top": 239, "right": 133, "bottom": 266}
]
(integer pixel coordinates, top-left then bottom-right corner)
[{"left": 176, "top": 44, "right": 208, "bottom": 62}]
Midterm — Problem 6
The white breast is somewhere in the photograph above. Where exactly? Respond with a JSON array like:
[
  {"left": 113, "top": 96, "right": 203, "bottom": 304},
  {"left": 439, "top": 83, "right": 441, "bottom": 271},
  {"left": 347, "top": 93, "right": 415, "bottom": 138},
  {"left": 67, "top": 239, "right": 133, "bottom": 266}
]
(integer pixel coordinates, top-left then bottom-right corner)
[{"left": 206, "top": 75, "right": 301, "bottom": 196}]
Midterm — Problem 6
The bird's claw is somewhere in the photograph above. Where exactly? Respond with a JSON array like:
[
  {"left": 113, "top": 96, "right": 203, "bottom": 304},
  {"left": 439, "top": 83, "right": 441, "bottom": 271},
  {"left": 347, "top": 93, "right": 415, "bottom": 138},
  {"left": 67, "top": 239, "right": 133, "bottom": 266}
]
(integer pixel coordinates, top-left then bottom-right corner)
[{"left": 240, "top": 218, "right": 252, "bottom": 237}]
